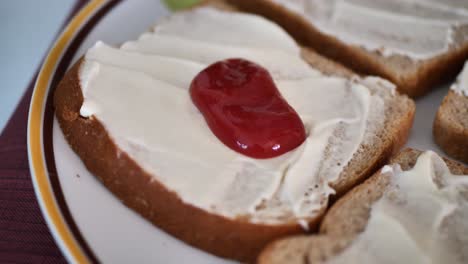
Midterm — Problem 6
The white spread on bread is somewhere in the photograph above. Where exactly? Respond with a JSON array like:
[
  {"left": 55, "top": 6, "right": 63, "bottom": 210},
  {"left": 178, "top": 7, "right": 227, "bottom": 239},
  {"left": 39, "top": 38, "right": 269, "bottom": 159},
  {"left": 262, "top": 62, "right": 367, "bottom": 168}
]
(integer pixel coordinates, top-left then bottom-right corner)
[
  {"left": 328, "top": 151, "right": 468, "bottom": 264},
  {"left": 272, "top": 0, "right": 468, "bottom": 59},
  {"left": 451, "top": 60, "right": 468, "bottom": 97},
  {"left": 78, "top": 7, "right": 389, "bottom": 226}
]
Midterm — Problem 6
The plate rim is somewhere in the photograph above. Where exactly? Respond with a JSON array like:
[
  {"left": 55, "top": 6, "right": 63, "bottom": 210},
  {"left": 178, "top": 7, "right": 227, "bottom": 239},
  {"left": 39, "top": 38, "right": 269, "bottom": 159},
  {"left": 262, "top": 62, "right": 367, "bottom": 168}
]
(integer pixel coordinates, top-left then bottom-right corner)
[{"left": 27, "top": 1, "right": 108, "bottom": 263}]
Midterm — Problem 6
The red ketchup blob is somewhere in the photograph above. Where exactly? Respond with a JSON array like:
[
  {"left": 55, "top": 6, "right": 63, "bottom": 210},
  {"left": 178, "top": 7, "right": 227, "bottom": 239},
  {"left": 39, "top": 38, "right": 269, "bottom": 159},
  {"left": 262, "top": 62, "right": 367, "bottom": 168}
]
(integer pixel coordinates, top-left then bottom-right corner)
[{"left": 190, "top": 58, "right": 306, "bottom": 159}]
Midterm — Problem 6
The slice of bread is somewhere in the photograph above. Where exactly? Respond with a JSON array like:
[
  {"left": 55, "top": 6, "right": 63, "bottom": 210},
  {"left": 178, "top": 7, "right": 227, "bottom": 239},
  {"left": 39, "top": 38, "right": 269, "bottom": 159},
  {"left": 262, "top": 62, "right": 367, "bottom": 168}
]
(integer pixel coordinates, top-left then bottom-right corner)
[
  {"left": 434, "top": 91, "right": 468, "bottom": 164},
  {"left": 54, "top": 1, "right": 414, "bottom": 262},
  {"left": 433, "top": 62, "right": 468, "bottom": 164},
  {"left": 225, "top": 0, "right": 468, "bottom": 98},
  {"left": 258, "top": 148, "right": 468, "bottom": 264}
]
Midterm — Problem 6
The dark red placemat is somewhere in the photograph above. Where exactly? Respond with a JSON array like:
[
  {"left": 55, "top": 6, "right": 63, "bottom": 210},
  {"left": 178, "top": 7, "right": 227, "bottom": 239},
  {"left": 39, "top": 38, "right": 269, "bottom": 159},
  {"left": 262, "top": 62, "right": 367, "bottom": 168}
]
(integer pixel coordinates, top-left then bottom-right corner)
[{"left": 0, "top": 1, "right": 88, "bottom": 263}]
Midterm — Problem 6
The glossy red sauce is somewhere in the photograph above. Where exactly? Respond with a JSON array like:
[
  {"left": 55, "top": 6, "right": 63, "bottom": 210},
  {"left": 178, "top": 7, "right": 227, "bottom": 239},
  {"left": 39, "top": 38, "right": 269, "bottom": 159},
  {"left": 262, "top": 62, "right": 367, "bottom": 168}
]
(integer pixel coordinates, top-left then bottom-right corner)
[{"left": 190, "top": 58, "right": 306, "bottom": 159}]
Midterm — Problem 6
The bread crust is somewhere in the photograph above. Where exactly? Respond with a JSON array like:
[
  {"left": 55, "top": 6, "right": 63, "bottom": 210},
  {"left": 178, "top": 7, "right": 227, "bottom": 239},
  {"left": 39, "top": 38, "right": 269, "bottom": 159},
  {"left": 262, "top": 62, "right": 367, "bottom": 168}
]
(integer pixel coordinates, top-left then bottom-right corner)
[
  {"left": 226, "top": 0, "right": 468, "bottom": 98},
  {"left": 434, "top": 90, "right": 468, "bottom": 164},
  {"left": 258, "top": 148, "right": 468, "bottom": 264},
  {"left": 54, "top": 2, "right": 414, "bottom": 262}
]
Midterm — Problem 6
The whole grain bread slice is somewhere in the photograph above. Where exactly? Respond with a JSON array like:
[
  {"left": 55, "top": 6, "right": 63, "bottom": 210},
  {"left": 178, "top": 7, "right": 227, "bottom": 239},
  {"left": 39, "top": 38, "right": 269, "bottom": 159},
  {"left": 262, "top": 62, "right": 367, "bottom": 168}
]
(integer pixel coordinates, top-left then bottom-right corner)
[
  {"left": 225, "top": 0, "right": 468, "bottom": 98},
  {"left": 54, "top": 1, "right": 414, "bottom": 262},
  {"left": 434, "top": 91, "right": 468, "bottom": 164},
  {"left": 258, "top": 148, "right": 468, "bottom": 264}
]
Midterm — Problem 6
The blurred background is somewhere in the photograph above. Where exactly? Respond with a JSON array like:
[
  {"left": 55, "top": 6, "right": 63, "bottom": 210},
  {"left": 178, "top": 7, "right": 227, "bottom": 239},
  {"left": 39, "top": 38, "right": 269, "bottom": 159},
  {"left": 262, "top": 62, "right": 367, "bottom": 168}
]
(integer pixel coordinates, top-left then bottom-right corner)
[
  {"left": 0, "top": 0, "right": 202, "bottom": 134},
  {"left": 0, "top": 1, "right": 74, "bottom": 133}
]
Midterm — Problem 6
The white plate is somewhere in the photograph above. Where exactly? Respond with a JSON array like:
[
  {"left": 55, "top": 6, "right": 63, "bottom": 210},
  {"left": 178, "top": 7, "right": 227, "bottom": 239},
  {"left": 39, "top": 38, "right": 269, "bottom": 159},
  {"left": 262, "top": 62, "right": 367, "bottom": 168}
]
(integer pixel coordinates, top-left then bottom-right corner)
[{"left": 27, "top": 0, "right": 459, "bottom": 263}]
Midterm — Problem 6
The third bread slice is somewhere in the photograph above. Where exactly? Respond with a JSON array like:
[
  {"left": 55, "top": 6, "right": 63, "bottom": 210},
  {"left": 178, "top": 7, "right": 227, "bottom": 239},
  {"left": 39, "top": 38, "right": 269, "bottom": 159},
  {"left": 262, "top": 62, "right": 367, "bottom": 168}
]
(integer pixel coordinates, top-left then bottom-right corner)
[{"left": 258, "top": 148, "right": 468, "bottom": 263}]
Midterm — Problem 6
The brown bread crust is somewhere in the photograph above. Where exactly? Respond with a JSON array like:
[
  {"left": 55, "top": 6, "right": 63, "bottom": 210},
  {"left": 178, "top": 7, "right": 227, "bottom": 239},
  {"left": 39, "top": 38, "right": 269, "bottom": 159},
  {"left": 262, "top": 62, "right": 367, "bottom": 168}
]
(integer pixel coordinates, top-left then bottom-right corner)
[
  {"left": 433, "top": 90, "right": 468, "bottom": 164},
  {"left": 226, "top": 0, "right": 468, "bottom": 98}
]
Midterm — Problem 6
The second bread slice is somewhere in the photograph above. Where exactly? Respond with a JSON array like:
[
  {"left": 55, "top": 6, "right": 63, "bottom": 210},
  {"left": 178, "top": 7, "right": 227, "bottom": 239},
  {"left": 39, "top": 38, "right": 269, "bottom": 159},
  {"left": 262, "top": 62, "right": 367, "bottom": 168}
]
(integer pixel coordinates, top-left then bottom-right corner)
[{"left": 227, "top": 0, "right": 468, "bottom": 97}]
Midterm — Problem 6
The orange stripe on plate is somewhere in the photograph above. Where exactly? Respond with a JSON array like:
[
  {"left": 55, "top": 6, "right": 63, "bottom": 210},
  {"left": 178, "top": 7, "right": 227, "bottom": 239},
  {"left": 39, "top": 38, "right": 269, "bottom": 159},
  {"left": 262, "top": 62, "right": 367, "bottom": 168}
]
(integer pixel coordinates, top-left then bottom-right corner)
[{"left": 28, "top": 0, "right": 105, "bottom": 263}]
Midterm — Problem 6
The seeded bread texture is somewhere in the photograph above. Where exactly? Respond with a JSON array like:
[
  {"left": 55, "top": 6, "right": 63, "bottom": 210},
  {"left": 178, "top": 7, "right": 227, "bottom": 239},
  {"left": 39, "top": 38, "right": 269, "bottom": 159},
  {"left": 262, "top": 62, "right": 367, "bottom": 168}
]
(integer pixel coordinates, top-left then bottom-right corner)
[
  {"left": 434, "top": 90, "right": 468, "bottom": 164},
  {"left": 258, "top": 148, "right": 468, "bottom": 264},
  {"left": 225, "top": 0, "right": 468, "bottom": 98},
  {"left": 54, "top": 1, "right": 414, "bottom": 262}
]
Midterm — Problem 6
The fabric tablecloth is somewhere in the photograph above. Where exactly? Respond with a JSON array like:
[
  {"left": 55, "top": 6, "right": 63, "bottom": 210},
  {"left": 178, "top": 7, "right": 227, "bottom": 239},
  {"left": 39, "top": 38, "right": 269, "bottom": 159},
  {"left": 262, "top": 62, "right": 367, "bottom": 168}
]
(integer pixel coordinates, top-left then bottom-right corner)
[{"left": 0, "top": 1, "right": 88, "bottom": 262}]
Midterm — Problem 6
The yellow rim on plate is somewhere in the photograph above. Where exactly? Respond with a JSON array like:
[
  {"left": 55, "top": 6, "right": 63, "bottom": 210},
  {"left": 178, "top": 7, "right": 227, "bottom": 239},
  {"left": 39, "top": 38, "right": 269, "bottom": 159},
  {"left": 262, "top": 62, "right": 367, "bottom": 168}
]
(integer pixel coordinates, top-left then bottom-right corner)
[{"left": 27, "top": 0, "right": 105, "bottom": 263}]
